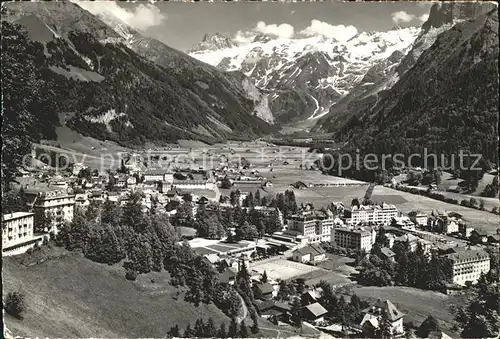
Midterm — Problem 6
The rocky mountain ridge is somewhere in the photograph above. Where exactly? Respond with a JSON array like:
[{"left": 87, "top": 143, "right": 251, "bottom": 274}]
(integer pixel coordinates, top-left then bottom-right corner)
[
  {"left": 330, "top": 8, "right": 499, "bottom": 166},
  {"left": 189, "top": 27, "right": 420, "bottom": 127}
]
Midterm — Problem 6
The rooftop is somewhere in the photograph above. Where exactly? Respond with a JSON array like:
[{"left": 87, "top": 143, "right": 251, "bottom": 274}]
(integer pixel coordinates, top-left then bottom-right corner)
[
  {"left": 294, "top": 243, "right": 326, "bottom": 257},
  {"left": 304, "top": 302, "right": 328, "bottom": 318},
  {"left": 446, "top": 249, "right": 490, "bottom": 262},
  {"left": 362, "top": 299, "right": 405, "bottom": 321},
  {"left": 3, "top": 212, "right": 34, "bottom": 222}
]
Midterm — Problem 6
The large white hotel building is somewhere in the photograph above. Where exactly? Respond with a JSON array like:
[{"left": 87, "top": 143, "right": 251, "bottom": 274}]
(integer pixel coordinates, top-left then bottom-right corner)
[
  {"left": 349, "top": 203, "right": 399, "bottom": 225},
  {"left": 446, "top": 249, "right": 491, "bottom": 286}
]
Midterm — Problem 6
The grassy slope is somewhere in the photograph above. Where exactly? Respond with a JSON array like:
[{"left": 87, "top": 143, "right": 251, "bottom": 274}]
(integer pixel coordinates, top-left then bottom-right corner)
[{"left": 2, "top": 250, "right": 229, "bottom": 337}]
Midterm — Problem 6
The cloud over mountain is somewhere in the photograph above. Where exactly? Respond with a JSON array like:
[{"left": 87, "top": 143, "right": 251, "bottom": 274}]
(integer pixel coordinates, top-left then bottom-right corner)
[
  {"left": 299, "top": 20, "right": 358, "bottom": 41},
  {"left": 391, "top": 10, "right": 429, "bottom": 25},
  {"left": 74, "top": 0, "right": 166, "bottom": 31}
]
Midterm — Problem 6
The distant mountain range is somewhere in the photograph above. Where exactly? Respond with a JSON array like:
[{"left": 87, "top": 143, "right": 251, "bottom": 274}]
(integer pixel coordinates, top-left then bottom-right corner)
[
  {"left": 189, "top": 2, "right": 498, "bottom": 148},
  {"left": 2, "top": 1, "right": 276, "bottom": 147},
  {"left": 189, "top": 27, "right": 420, "bottom": 127}
]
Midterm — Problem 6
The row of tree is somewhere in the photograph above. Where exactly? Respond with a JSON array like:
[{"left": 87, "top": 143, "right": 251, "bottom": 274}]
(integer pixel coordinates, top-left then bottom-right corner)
[
  {"left": 357, "top": 229, "right": 453, "bottom": 291},
  {"left": 56, "top": 192, "right": 242, "bottom": 318},
  {"left": 168, "top": 317, "right": 255, "bottom": 338}
]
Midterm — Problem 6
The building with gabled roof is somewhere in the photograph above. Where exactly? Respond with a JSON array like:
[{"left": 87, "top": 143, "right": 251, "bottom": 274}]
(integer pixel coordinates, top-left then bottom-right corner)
[
  {"left": 303, "top": 302, "right": 328, "bottom": 323},
  {"left": 380, "top": 247, "right": 396, "bottom": 261},
  {"left": 360, "top": 299, "right": 405, "bottom": 336},
  {"left": 292, "top": 243, "right": 326, "bottom": 263},
  {"left": 253, "top": 282, "right": 276, "bottom": 300}
]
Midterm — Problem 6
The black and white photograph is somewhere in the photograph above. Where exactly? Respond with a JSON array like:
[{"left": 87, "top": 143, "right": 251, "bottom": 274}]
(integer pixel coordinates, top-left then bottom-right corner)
[{"left": 1, "top": 0, "right": 499, "bottom": 338}]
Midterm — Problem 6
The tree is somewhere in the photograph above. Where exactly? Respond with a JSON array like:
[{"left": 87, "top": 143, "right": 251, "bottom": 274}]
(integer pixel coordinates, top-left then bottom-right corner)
[
  {"left": 204, "top": 317, "right": 217, "bottom": 337},
  {"left": 261, "top": 270, "right": 268, "bottom": 283},
  {"left": 221, "top": 176, "right": 232, "bottom": 189},
  {"left": 254, "top": 189, "right": 262, "bottom": 206},
  {"left": 454, "top": 272, "right": 499, "bottom": 338},
  {"left": 479, "top": 199, "right": 485, "bottom": 210},
  {"left": 295, "top": 278, "right": 306, "bottom": 295},
  {"left": 290, "top": 297, "right": 303, "bottom": 332},
  {"left": 416, "top": 315, "right": 440, "bottom": 338},
  {"left": 194, "top": 318, "right": 205, "bottom": 337},
  {"left": 237, "top": 221, "right": 259, "bottom": 241},
  {"left": 277, "top": 280, "right": 291, "bottom": 301},
  {"left": 34, "top": 209, "right": 53, "bottom": 234},
  {"left": 376, "top": 310, "right": 393, "bottom": 339},
  {"left": 351, "top": 198, "right": 360, "bottom": 208},
  {"left": 167, "top": 324, "right": 180, "bottom": 337},
  {"left": 228, "top": 318, "right": 238, "bottom": 337},
  {"left": 218, "top": 323, "right": 227, "bottom": 338},
  {"left": 125, "top": 269, "right": 138, "bottom": 281},
  {"left": 4, "top": 291, "right": 26, "bottom": 320},
  {"left": 239, "top": 320, "right": 249, "bottom": 338},
  {"left": 121, "top": 191, "right": 147, "bottom": 231},
  {"left": 183, "top": 324, "right": 193, "bottom": 338},
  {"left": 1, "top": 187, "right": 28, "bottom": 214},
  {"left": 2, "top": 22, "right": 58, "bottom": 188}
]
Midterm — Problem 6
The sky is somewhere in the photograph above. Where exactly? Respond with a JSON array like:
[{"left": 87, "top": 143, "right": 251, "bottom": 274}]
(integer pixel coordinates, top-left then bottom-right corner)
[{"left": 75, "top": 1, "right": 435, "bottom": 52}]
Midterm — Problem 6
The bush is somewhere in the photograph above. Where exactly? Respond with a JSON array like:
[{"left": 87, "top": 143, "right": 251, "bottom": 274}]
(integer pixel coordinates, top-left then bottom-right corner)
[
  {"left": 125, "top": 269, "right": 138, "bottom": 281},
  {"left": 5, "top": 291, "right": 26, "bottom": 319}
]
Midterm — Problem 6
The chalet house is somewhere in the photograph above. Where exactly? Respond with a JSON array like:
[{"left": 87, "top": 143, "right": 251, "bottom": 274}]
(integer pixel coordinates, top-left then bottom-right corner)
[
  {"left": 126, "top": 176, "right": 137, "bottom": 186},
  {"left": 292, "top": 244, "right": 327, "bottom": 264},
  {"left": 219, "top": 268, "right": 236, "bottom": 286},
  {"left": 488, "top": 233, "right": 500, "bottom": 244},
  {"left": 203, "top": 253, "right": 220, "bottom": 267},
  {"left": 459, "top": 224, "right": 475, "bottom": 238},
  {"left": 360, "top": 299, "right": 405, "bottom": 337},
  {"left": 255, "top": 300, "right": 291, "bottom": 320},
  {"left": 408, "top": 211, "right": 428, "bottom": 226},
  {"left": 292, "top": 181, "right": 308, "bottom": 189},
  {"left": 301, "top": 288, "right": 323, "bottom": 306},
  {"left": 470, "top": 230, "right": 488, "bottom": 244},
  {"left": 262, "top": 181, "right": 273, "bottom": 188},
  {"left": 380, "top": 247, "right": 396, "bottom": 262},
  {"left": 253, "top": 282, "right": 276, "bottom": 300},
  {"left": 303, "top": 302, "right": 328, "bottom": 324}
]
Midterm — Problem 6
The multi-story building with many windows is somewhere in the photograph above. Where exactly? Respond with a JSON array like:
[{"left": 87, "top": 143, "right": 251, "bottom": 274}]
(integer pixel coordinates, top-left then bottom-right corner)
[
  {"left": 2, "top": 212, "right": 46, "bottom": 256},
  {"left": 285, "top": 210, "right": 335, "bottom": 243},
  {"left": 446, "top": 249, "right": 490, "bottom": 286},
  {"left": 331, "top": 227, "right": 376, "bottom": 252},
  {"left": 350, "top": 203, "right": 398, "bottom": 225},
  {"left": 25, "top": 189, "right": 75, "bottom": 236}
]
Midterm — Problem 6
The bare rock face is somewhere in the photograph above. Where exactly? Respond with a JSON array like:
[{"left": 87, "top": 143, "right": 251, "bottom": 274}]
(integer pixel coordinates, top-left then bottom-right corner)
[
  {"left": 422, "top": 1, "right": 497, "bottom": 31},
  {"left": 189, "top": 33, "right": 237, "bottom": 53}
]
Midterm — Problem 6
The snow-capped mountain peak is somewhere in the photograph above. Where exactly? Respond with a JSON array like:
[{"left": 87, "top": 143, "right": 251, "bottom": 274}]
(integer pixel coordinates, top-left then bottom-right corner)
[
  {"left": 189, "top": 33, "right": 237, "bottom": 53},
  {"left": 189, "top": 27, "right": 420, "bottom": 127}
]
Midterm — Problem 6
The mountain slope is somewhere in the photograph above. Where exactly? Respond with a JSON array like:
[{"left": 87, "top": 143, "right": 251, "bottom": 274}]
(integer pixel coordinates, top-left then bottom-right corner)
[
  {"left": 332, "top": 9, "right": 499, "bottom": 164},
  {"left": 2, "top": 251, "right": 229, "bottom": 337},
  {"left": 189, "top": 28, "right": 420, "bottom": 128},
  {"left": 2, "top": 1, "right": 276, "bottom": 146},
  {"left": 315, "top": 1, "right": 498, "bottom": 134}
]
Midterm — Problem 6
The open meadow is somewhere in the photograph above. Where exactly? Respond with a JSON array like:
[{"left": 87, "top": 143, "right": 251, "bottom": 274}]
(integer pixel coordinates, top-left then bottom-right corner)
[{"left": 2, "top": 249, "right": 230, "bottom": 337}]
